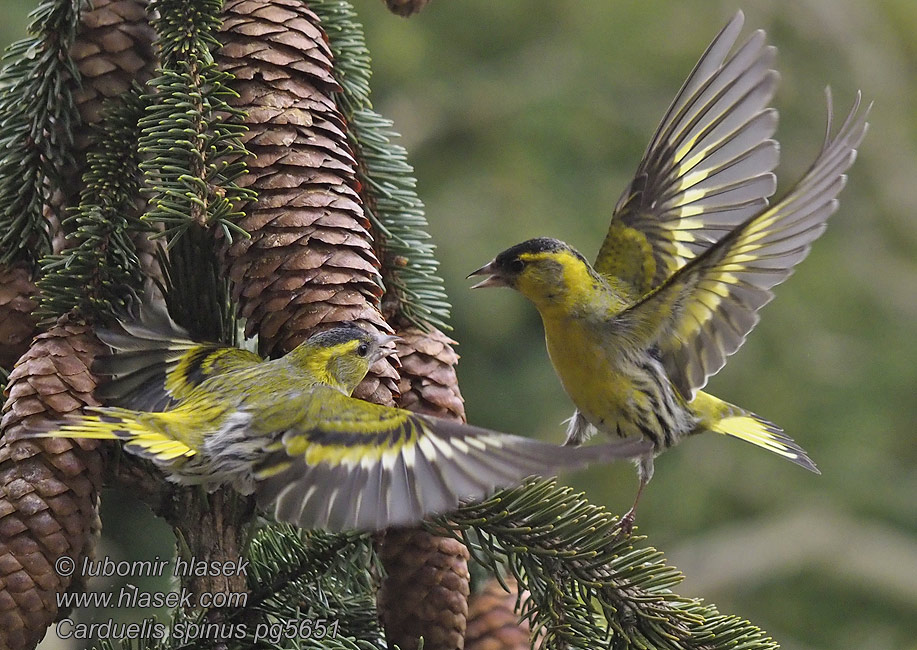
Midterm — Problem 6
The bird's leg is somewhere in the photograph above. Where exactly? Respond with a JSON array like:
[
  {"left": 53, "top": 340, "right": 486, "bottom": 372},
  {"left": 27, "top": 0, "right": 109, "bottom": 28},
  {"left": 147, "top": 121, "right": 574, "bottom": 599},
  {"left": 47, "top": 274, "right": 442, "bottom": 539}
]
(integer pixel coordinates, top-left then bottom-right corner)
[
  {"left": 616, "top": 478, "right": 647, "bottom": 535},
  {"left": 615, "top": 454, "right": 654, "bottom": 535}
]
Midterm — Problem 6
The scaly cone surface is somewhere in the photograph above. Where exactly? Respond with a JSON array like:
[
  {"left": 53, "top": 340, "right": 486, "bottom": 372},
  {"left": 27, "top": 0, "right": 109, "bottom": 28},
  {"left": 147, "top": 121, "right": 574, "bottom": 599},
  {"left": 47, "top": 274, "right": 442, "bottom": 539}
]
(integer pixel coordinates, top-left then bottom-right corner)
[
  {"left": 0, "top": 319, "right": 106, "bottom": 650},
  {"left": 465, "top": 577, "right": 534, "bottom": 650},
  {"left": 50, "top": 0, "right": 158, "bottom": 258},
  {"left": 378, "top": 527, "right": 471, "bottom": 650},
  {"left": 0, "top": 266, "right": 39, "bottom": 373},
  {"left": 218, "top": 0, "right": 399, "bottom": 404},
  {"left": 394, "top": 327, "right": 465, "bottom": 420}
]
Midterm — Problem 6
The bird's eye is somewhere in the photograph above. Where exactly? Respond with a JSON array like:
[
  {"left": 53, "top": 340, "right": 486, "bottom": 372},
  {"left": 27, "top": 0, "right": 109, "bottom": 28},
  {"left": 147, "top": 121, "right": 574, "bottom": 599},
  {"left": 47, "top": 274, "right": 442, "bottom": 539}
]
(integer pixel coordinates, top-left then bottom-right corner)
[
  {"left": 357, "top": 342, "right": 370, "bottom": 357},
  {"left": 510, "top": 259, "right": 526, "bottom": 273}
]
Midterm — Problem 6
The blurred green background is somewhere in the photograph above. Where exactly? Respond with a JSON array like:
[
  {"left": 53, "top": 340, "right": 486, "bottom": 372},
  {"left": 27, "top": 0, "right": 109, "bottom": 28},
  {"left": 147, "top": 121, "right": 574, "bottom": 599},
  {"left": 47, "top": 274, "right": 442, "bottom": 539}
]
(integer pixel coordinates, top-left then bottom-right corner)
[{"left": 2, "top": 1, "right": 913, "bottom": 649}]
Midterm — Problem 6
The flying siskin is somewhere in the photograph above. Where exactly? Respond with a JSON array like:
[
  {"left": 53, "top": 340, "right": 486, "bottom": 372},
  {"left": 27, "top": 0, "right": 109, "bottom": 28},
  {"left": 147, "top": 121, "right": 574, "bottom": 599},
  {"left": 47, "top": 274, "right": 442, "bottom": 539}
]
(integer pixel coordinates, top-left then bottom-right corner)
[
  {"left": 468, "top": 11, "right": 870, "bottom": 529},
  {"left": 28, "top": 303, "right": 649, "bottom": 532}
]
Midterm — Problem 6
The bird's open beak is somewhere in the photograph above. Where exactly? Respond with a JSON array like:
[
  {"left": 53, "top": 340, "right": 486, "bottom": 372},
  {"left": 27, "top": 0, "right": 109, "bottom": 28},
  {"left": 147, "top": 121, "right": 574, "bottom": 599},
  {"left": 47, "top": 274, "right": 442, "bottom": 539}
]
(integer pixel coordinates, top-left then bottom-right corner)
[
  {"left": 467, "top": 261, "right": 507, "bottom": 289},
  {"left": 372, "top": 334, "right": 402, "bottom": 363}
]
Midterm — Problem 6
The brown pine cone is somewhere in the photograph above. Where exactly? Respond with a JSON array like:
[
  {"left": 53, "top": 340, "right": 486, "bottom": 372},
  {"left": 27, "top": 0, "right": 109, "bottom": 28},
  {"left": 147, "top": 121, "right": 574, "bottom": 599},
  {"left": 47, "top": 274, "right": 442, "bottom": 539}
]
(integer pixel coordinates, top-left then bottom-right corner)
[
  {"left": 45, "top": 0, "right": 157, "bottom": 255},
  {"left": 71, "top": 0, "right": 156, "bottom": 149},
  {"left": 378, "top": 528, "right": 471, "bottom": 650},
  {"left": 218, "top": 0, "right": 399, "bottom": 405},
  {"left": 377, "top": 328, "right": 469, "bottom": 650},
  {"left": 383, "top": 0, "right": 432, "bottom": 17},
  {"left": 71, "top": 0, "right": 159, "bottom": 273},
  {"left": 395, "top": 326, "right": 465, "bottom": 421},
  {"left": 0, "top": 317, "right": 107, "bottom": 650},
  {"left": 465, "top": 577, "right": 532, "bottom": 650},
  {"left": 0, "top": 265, "right": 38, "bottom": 372}
]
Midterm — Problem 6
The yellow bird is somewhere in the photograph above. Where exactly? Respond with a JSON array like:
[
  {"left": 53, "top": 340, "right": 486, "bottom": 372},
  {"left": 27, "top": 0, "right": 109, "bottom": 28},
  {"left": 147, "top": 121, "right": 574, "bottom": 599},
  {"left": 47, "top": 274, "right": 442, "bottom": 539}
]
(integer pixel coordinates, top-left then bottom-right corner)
[
  {"left": 29, "top": 303, "right": 650, "bottom": 532},
  {"left": 468, "top": 12, "right": 869, "bottom": 530}
]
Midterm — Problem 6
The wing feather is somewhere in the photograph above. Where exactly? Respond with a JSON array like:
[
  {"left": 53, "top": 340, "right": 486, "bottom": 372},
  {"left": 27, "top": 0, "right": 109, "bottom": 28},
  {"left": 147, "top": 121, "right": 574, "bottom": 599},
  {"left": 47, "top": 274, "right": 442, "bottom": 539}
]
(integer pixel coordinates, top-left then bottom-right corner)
[
  {"left": 96, "top": 300, "right": 260, "bottom": 410},
  {"left": 254, "top": 388, "right": 649, "bottom": 531},
  {"left": 595, "top": 11, "right": 780, "bottom": 294},
  {"left": 611, "top": 93, "right": 869, "bottom": 399}
]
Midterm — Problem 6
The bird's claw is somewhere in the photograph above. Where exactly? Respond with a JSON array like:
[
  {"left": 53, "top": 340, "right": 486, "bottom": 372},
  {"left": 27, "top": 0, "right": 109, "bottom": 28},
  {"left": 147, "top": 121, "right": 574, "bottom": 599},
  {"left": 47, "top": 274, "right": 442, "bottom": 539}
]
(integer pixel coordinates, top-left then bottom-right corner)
[{"left": 614, "top": 509, "right": 636, "bottom": 536}]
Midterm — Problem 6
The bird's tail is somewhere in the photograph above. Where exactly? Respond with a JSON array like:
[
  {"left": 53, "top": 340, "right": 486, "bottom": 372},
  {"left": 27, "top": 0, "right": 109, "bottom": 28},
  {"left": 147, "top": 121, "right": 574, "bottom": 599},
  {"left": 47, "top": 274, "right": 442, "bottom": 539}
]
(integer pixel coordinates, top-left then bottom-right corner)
[
  {"left": 691, "top": 392, "right": 819, "bottom": 473},
  {"left": 29, "top": 407, "right": 197, "bottom": 465}
]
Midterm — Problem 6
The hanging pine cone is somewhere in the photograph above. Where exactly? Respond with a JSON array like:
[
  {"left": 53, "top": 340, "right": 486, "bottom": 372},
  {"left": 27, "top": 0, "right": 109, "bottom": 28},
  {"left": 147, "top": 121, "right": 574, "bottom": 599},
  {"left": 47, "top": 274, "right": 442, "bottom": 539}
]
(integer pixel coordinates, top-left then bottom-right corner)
[
  {"left": 0, "top": 265, "right": 38, "bottom": 372},
  {"left": 47, "top": 0, "right": 158, "bottom": 257},
  {"left": 378, "top": 527, "right": 470, "bottom": 650},
  {"left": 75, "top": 0, "right": 158, "bottom": 266},
  {"left": 395, "top": 326, "right": 465, "bottom": 420},
  {"left": 376, "top": 327, "right": 470, "bottom": 650},
  {"left": 465, "top": 577, "right": 533, "bottom": 650},
  {"left": 0, "top": 317, "right": 107, "bottom": 650},
  {"left": 218, "top": 0, "right": 399, "bottom": 405},
  {"left": 72, "top": 0, "right": 156, "bottom": 149},
  {"left": 382, "top": 0, "right": 432, "bottom": 17}
]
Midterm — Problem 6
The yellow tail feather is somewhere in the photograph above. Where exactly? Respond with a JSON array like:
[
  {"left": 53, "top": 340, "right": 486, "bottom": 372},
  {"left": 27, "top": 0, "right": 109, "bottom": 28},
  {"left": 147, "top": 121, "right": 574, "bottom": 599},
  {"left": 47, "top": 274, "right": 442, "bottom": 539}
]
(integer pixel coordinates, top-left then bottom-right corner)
[
  {"left": 36, "top": 409, "right": 197, "bottom": 463},
  {"left": 692, "top": 392, "right": 819, "bottom": 473}
]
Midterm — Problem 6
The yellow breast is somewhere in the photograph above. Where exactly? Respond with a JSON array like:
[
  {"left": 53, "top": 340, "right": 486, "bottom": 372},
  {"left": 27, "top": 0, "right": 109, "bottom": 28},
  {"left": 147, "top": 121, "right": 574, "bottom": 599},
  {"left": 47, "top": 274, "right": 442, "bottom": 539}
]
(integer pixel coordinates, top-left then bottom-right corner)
[{"left": 541, "top": 312, "right": 631, "bottom": 432}]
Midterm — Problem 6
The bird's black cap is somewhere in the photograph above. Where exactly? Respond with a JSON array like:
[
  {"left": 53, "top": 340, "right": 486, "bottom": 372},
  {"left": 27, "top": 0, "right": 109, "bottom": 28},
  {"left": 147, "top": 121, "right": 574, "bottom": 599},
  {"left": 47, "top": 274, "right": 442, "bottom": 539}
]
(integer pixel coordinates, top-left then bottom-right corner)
[
  {"left": 493, "top": 238, "right": 585, "bottom": 269},
  {"left": 309, "top": 323, "right": 374, "bottom": 348}
]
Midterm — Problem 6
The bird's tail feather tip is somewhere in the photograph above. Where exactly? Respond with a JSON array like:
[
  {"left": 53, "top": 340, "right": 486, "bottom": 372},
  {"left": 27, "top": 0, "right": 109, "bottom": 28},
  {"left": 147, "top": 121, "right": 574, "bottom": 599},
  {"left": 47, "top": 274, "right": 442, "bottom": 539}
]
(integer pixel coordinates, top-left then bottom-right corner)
[{"left": 712, "top": 410, "right": 820, "bottom": 474}]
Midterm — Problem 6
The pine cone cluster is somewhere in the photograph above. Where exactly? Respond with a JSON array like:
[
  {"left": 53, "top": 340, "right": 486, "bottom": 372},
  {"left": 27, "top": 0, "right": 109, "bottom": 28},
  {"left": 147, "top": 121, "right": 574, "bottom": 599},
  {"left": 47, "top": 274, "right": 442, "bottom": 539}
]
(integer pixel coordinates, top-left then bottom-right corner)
[
  {"left": 0, "top": 265, "right": 38, "bottom": 372},
  {"left": 0, "top": 7, "right": 156, "bottom": 644},
  {"left": 0, "top": 318, "right": 106, "bottom": 650},
  {"left": 218, "top": 0, "right": 399, "bottom": 404}
]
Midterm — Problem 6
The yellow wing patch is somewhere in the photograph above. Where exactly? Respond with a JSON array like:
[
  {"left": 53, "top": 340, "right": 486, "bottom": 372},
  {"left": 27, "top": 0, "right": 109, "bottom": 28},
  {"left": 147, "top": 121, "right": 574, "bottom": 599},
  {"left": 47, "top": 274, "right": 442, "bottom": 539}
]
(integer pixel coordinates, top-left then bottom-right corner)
[
  {"left": 613, "top": 94, "right": 868, "bottom": 400},
  {"left": 125, "top": 436, "right": 197, "bottom": 461},
  {"left": 595, "top": 12, "right": 779, "bottom": 295}
]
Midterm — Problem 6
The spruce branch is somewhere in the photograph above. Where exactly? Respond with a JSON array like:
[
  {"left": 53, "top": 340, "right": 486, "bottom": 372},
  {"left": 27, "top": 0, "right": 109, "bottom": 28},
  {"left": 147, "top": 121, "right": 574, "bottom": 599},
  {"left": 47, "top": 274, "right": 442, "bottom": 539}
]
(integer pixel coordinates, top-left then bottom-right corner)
[
  {"left": 0, "top": 0, "right": 83, "bottom": 267},
  {"left": 36, "top": 87, "right": 148, "bottom": 323},
  {"left": 155, "top": 228, "right": 240, "bottom": 345},
  {"left": 232, "top": 525, "right": 384, "bottom": 648},
  {"left": 439, "top": 478, "right": 779, "bottom": 650},
  {"left": 139, "top": 0, "right": 254, "bottom": 244}
]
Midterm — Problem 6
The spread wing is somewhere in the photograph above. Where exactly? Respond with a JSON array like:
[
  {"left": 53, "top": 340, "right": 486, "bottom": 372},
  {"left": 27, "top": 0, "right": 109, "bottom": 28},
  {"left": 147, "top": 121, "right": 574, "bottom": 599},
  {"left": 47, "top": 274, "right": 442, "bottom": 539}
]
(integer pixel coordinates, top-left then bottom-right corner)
[
  {"left": 254, "top": 387, "right": 650, "bottom": 532},
  {"left": 95, "top": 299, "right": 261, "bottom": 410},
  {"left": 610, "top": 92, "right": 869, "bottom": 399},
  {"left": 595, "top": 11, "right": 780, "bottom": 295}
]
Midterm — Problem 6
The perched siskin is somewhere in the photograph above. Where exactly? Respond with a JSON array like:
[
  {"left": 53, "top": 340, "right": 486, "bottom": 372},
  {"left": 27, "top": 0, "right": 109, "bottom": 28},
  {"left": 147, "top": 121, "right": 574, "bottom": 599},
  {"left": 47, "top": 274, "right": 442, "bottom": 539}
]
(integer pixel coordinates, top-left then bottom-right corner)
[
  {"left": 28, "top": 303, "right": 649, "bottom": 532},
  {"left": 469, "top": 12, "right": 869, "bottom": 529}
]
